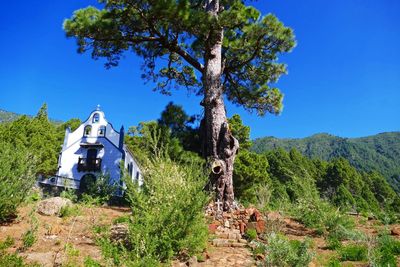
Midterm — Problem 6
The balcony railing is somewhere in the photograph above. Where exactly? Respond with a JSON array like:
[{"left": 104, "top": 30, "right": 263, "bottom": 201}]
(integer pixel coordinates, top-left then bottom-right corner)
[{"left": 77, "top": 157, "right": 102, "bottom": 172}]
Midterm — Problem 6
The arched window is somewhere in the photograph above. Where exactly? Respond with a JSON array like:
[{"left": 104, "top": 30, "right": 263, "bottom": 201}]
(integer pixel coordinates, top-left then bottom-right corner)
[
  {"left": 98, "top": 126, "right": 106, "bottom": 136},
  {"left": 92, "top": 113, "right": 100, "bottom": 123},
  {"left": 84, "top": 125, "right": 92, "bottom": 136}
]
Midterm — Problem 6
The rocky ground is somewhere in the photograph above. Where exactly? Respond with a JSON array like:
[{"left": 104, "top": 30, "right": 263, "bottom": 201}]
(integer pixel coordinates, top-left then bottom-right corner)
[{"left": 1, "top": 199, "right": 400, "bottom": 266}]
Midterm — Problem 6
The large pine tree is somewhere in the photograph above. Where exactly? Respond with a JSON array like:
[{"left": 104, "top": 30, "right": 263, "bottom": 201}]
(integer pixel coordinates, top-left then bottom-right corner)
[{"left": 64, "top": 0, "right": 296, "bottom": 210}]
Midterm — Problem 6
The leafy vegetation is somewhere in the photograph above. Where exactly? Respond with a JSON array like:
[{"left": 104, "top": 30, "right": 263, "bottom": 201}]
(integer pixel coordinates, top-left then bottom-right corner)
[
  {"left": 252, "top": 132, "right": 400, "bottom": 193},
  {"left": 261, "top": 233, "right": 314, "bottom": 267},
  {"left": 0, "top": 140, "right": 35, "bottom": 222}
]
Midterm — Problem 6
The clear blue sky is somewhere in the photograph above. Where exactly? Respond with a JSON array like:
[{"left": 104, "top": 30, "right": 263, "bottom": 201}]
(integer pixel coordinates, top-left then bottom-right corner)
[{"left": 0, "top": 0, "right": 399, "bottom": 139}]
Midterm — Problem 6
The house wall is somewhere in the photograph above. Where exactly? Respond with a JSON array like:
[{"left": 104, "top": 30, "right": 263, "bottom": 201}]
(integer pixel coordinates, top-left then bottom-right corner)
[
  {"left": 57, "top": 109, "right": 123, "bottom": 185},
  {"left": 123, "top": 146, "right": 143, "bottom": 186}
]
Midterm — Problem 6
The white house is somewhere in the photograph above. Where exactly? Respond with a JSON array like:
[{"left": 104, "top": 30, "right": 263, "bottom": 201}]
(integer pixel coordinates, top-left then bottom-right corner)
[{"left": 40, "top": 106, "right": 141, "bottom": 192}]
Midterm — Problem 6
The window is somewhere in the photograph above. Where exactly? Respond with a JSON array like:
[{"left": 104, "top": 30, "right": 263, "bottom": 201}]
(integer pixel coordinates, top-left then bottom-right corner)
[
  {"left": 84, "top": 125, "right": 91, "bottom": 136},
  {"left": 98, "top": 126, "right": 106, "bottom": 136},
  {"left": 92, "top": 113, "right": 100, "bottom": 123},
  {"left": 128, "top": 163, "right": 133, "bottom": 177},
  {"left": 136, "top": 171, "right": 140, "bottom": 180}
]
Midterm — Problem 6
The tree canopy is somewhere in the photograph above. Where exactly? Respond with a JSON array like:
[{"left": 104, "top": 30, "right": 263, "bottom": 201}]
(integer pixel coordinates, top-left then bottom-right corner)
[{"left": 64, "top": 0, "right": 295, "bottom": 115}]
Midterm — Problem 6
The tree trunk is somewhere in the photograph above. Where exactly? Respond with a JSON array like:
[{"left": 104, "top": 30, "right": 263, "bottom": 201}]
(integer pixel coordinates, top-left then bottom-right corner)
[{"left": 203, "top": 0, "right": 239, "bottom": 212}]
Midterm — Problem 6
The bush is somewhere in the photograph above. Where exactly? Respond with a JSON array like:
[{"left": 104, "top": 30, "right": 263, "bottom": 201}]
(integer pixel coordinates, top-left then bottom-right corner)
[
  {"left": 59, "top": 204, "right": 81, "bottom": 218},
  {"left": 0, "top": 142, "right": 36, "bottom": 222},
  {"left": 369, "top": 231, "right": 400, "bottom": 267},
  {"left": 60, "top": 188, "right": 78, "bottom": 203},
  {"left": 0, "top": 236, "right": 37, "bottom": 266},
  {"left": 263, "top": 233, "right": 314, "bottom": 267},
  {"left": 291, "top": 198, "right": 358, "bottom": 241},
  {"left": 339, "top": 244, "right": 368, "bottom": 261},
  {"left": 98, "top": 156, "right": 209, "bottom": 265},
  {"left": 79, "top": 173, "right": 118, "bottom": 205}
]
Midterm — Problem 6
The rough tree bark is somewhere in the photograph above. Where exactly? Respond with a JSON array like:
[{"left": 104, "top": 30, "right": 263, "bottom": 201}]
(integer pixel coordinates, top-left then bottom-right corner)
[{"left": 203, "top": 0, "right": 239, "bottom": 212}]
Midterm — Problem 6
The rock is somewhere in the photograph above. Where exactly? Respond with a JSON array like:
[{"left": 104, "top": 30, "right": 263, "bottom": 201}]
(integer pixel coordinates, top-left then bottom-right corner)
[
  {"left": 231, "top": 242, "right": 246, "bottom": 247},
  {"left": 37, "top": 197, "right": 72, "bottom": 216},
  {"left": 186, "top": 256, "right": 198, "bottom": 266},
  {"left": 21, "top": 252, "right": 55, "bottom": 267},
  {"left": 391, "top": 226, "right": 400, "bottom": 236},
  {"left": 239, "top": 221, "right": 246, "bottom": 234},
  {"left": 110, "top": 223, "right": 130, "bottom": 247},
  {"left": 212, "top": 238, "right": 229, "bottom": 247},
  {"left": 208, "top": 223, "right": 218, "bottom": 234},
  {"left": 224, "top": 220, "right": 230, "bottom": 228}
]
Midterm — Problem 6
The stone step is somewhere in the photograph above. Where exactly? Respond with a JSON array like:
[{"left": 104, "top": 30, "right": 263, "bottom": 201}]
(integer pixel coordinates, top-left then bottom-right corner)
[
  {"left": 215, "top": 232, "right": 242, "bottom": 240},
  {"left": 212, "top": 238, "right": 248, "bottom": 248}
]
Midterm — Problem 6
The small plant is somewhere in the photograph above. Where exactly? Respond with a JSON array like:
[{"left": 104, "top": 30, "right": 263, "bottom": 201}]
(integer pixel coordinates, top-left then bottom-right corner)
[
  {"left": 246, "top": 228, "right": 257, "bottom": 241},
  {"left": 21, "top": 210, "right": 39, "bottom": 250},
  {"left": 0, "top": 236, "right": 15, "bottom": 250},
  {"left": 59, "top": 204, "right": 81, "bottom": 218},
  {"left": 368, "top": 231, "right": 400, "bottom": 267},
  {"left": 113, "top": 215, "right": 130, "bottom": 224},
  {"left": 339, "top": 244, "right": 368, "bottom": 261},
  {"left": 84, "top": 256, "right": 101, "bottom": 267},
  {"left": 60, "top": 188, "right": 78, "bottom": 203},
  {"left": 326, "top": 235, "right": 341, "bottom": 250},
  {"left": 326, "top": 257, "right": 341, "bottom": 267},
  {"left": 263, "top": 233, "right": 314, "bottom": 267},
  {"left": 62, "top": 243, "right": 80, "bottom": 267},
  {"left": 0, "top": 251, "right": 40, "bottom": 267}
]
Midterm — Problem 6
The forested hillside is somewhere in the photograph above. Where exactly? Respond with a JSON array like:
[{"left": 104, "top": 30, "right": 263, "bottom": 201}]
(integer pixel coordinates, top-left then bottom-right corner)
[
  {"left": 0, "top": 108, "right": 63, "bottom": 124},
  {"left": 0, "top": 109, "right": 20, "bottom": 122},
  {"left": 252, "top": 132, "right": 400, "bottom": 193}
]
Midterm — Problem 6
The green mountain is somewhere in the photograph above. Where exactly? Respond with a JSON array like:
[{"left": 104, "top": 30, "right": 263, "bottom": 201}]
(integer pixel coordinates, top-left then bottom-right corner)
[
  {"left": 0, "top": 109, "right": 20, "bottom": 123},
  {"left": 0, "top": 108, "right": 63, "bottom": 124},
  {"left": 252, "top": 132, "right": 400, "bottom": 193}
]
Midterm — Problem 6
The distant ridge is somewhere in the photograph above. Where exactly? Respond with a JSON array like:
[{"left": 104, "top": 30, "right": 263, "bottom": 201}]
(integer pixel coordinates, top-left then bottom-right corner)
[
  {"left": 252, "top": 132, "right": 400, "bottom": 193},
  {"left": 0, "top": 108, "right": 63, "bottom": 124}
]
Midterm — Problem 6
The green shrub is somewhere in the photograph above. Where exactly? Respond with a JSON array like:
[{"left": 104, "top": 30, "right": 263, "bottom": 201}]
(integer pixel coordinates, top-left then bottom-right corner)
[
  {"left": 98, "top": 157, "right": 209, "bottom": 265},
  {"left": 21, "top": 211, "right": 39, "bottom": 250},
  {"left": 0, "top": 251, "right": 40, "bottom": 267},
  {"left": 79, "top": 173, "right": 118, "bottom": 205},
  {"left": 339, "top": 244, "right": 368, "bottom": 261},
  {"left": 0, "top": 236, "right": 15, "bottom": 250},
  {"left": 369, "top": 231, "right": 400, "bottom": 267},
  {"left": 291, "top": 197, "right": 359, "bottom": 244},
  {"left": 60, "top": 188, "right": 78, "bottom": 203},
  {"left": 59, "top": 204, "right": 81, "bottom": 218},
  {"left": 263, "top": 233, "right": 314, "bottom": 267},
  {"left": 84, "top": 256, "right": 101, "bottom": 267},
  {"left": 113, "top": 215, "right": 130, "bottom": 224},
  {"left": 326, "top": 235, "right": 341, "bottom": 250},
  {"left": 0, "top": 142, "right": 36, "bottom": 222},
  {"left": 326, "top": 257, "right": 341, "bottom": 267},
  {"left": 246, "top": 228, "right": 258, "bottom": 241}
]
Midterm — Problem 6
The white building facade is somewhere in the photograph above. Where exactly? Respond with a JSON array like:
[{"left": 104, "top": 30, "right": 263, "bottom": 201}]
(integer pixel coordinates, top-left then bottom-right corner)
[{"left": 40, "top": 106, "right": 141, "bottom": 191}]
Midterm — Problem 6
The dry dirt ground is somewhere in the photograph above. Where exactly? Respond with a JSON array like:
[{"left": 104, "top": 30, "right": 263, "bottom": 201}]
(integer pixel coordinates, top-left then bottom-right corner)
[
  {"left": 0, "top": 204, "right": 130, "bottom": 266},
  {"left": 1, "top": 203, "right": 400, "bottom": 267}
]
